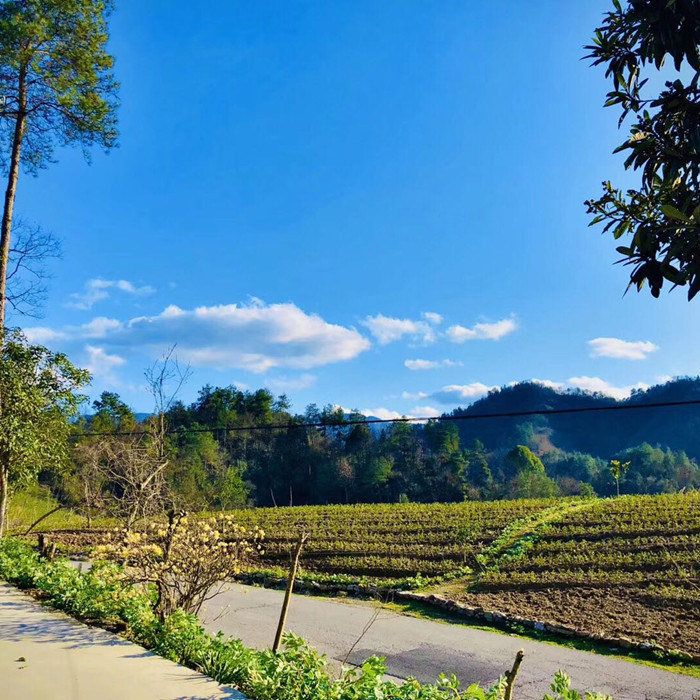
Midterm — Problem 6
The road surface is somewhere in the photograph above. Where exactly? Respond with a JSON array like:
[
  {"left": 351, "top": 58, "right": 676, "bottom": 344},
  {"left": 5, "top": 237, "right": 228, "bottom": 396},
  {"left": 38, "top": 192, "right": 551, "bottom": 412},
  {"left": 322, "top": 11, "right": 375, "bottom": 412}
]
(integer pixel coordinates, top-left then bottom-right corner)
[
  {"left": 201, "top": 583, "right": 700, "bottom": 700},
  {"left": 0, "top": 582, "right": 245, "bottom": 700}
]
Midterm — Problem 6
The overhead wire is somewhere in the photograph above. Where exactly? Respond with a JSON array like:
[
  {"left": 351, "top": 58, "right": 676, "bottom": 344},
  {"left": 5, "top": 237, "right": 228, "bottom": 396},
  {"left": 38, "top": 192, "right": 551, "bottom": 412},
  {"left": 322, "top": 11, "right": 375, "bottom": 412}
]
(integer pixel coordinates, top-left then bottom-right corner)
[{"left": 68, "top": 398, "right": 700, "bottom": 440}]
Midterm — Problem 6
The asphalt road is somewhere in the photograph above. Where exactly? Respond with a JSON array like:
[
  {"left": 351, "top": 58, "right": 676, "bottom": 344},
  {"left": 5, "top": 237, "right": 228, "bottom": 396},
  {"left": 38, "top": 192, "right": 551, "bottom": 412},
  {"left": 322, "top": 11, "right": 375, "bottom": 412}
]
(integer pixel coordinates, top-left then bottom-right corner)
[{"left": 201, "top": 584, "right": 700, "bottom": 700}]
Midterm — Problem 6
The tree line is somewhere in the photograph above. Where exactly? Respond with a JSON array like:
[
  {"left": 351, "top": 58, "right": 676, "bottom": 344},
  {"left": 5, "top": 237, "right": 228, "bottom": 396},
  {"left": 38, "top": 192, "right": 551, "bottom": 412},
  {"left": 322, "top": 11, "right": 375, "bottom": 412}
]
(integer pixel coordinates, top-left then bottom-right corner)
[{"left": 52, "top": 380, "right": 700, "bottom": 519}]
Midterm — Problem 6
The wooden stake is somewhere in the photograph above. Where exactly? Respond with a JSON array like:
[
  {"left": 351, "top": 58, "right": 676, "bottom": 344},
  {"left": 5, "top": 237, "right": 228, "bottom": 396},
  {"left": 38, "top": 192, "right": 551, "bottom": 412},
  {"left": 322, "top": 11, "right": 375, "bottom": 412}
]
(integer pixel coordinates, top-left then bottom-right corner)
[
  {"left": 504, "top": 648, "right": 525, "bottom": 700},
  {"left": 272, "top": 531, "right": 308, "bottom": 653}
]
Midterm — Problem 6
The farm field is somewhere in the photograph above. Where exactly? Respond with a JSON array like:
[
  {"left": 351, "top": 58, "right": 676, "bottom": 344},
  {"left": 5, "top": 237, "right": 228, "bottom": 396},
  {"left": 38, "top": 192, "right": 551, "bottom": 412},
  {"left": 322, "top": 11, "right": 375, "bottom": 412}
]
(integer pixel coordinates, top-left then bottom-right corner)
[
  {"left": 224, "top": 498, "right": 557, "bottom": 582},
  {"left": 438, "top": 493, "right": 700, "bottom": 655},
  {"left": 222, "top": 493, "right": 700, "bottom": 655}
]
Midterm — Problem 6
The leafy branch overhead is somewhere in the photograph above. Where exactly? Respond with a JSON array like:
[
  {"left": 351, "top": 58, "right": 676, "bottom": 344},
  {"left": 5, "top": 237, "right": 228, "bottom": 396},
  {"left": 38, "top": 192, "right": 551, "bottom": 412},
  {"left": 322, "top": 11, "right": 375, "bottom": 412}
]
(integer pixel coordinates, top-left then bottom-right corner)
[{"left": 585, "top": 0, "right": 700, "bottom": 300}]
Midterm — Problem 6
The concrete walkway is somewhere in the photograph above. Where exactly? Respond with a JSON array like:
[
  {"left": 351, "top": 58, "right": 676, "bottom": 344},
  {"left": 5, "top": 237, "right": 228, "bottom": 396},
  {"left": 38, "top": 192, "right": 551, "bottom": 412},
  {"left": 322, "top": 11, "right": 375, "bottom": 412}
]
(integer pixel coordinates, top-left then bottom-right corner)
[{"left": 0, "top": 583, "right": 246, "bottom": 700}]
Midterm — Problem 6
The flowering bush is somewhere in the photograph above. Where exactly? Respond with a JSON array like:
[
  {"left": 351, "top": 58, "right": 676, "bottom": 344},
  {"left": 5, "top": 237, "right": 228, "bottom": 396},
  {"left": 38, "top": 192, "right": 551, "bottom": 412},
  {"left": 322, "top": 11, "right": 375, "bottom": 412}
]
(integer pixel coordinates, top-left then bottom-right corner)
[{"left": 96, "top": 512, "right": 264, "bottom": 620}]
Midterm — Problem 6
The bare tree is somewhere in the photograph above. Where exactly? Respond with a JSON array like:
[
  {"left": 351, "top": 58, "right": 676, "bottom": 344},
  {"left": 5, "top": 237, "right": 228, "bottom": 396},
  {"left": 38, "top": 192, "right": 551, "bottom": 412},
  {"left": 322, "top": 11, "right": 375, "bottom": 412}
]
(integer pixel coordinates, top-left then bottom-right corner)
[
  {"left": 144, "top": 346, "right": 192, "bottom": 467},
  {"left": 6, "top": 219, "right": 61, "bottom": 318},
  {"left": 98, "top": 435, "right": 169, "bottom": 529},
  {"left": 73, "top": 347, "right": 191, "bottom": 529},
  {"left": 72, "top": 440, "right": 107, "bottom": 528}
]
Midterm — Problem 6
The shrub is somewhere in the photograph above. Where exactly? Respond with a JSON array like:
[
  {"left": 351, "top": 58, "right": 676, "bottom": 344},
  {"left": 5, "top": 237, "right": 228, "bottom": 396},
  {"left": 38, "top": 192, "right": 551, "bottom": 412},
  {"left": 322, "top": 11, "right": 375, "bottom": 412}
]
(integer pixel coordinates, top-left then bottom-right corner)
[{"left": 97, "top": 511, "right": 263, "bottom": 620}]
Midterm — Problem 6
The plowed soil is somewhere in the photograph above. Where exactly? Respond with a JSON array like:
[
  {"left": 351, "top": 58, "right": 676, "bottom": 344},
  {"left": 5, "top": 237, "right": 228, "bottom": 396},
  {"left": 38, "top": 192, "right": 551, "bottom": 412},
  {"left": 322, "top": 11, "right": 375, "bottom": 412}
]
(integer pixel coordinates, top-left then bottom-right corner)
[{"left": 444, "top": 585, "right": 700, "bottom": 655}]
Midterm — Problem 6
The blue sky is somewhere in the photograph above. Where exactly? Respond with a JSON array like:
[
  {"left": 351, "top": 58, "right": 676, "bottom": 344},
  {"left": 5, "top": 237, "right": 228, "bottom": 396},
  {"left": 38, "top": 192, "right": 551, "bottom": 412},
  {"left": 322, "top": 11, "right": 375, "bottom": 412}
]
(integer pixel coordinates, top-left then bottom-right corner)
[{"left": 13, "top": 0, "right": 700, "bottom": 415}]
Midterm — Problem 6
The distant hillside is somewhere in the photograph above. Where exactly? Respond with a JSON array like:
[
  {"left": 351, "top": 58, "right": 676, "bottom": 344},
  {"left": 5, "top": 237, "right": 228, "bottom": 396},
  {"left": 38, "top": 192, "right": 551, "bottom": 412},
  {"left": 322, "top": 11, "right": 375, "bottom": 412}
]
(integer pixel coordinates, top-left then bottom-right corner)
[{"left": 449, "top": 377, "right": 700, "bottom": 459}]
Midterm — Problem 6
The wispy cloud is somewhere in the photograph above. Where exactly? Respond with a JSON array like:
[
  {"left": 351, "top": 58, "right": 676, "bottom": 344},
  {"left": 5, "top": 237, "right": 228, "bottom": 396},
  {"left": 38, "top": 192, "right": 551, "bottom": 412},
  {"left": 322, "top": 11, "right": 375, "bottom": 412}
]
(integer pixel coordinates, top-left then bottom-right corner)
[
  {"left": 265, "top": 374, "right": 316, "bottom": 392},
  {"left": 588, "top": 337, "right": 658, "bottom": 361},
  {"left": 421, "top": 312, "right": 443, "bottom": 325},
  {"left": 23, "top": 327, "right": 66, "bottom": 344},
  {"left": 446, "top": 317, "right": 517, "bottom": 343},
  {"left": 404, "top": 358, "right": 462, "bottom": 371},
  {"left": 363, "top": 311, "right": 516, "bottom": 346},
  {"left": 362, "top": 314, "right": 437, "bottom": 345},
  {"left": 401, "top": 390, "right": 429, "bottom": 400},
  {"left": 85, "top": 345, "right": 127, "bottom": 386},
  {"left": 68, "top": 278, "right": 155, "bottom": 311}
]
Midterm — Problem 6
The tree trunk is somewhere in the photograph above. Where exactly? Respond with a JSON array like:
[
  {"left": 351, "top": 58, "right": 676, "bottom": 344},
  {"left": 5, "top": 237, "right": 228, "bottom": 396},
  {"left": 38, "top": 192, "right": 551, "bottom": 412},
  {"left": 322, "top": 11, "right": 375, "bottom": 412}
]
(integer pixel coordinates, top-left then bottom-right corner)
[
  {"left": 0, "top": 466, "right": 8, "bottom": 538},
  {"left": 0, "top": 69, "right": 27, "bottom": 333},
  {"left": 0, "top": 72, "right": 26, "bottom": 540}
]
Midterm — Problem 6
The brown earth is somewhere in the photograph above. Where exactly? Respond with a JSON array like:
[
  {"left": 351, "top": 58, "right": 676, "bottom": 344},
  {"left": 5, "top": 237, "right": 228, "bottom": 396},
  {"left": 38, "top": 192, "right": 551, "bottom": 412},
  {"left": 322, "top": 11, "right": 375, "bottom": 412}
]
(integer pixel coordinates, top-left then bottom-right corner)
[{"left": 440, "top": 584, "right": 700, "bottom": 655}]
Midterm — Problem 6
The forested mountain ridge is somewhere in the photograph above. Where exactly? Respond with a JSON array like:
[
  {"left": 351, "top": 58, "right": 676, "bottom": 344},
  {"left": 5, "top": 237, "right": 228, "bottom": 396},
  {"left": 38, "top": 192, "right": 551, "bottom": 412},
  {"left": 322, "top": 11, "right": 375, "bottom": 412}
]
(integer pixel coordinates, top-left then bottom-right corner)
[{"left": 450, "top": 377, "right": 700, "bottom": 459}]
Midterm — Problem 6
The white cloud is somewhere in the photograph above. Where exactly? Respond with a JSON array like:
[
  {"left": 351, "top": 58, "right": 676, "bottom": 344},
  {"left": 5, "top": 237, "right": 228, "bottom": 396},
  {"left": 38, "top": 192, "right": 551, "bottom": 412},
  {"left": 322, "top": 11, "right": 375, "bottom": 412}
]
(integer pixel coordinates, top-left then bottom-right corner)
[
  {"left": 85, "top": 345, "right": 126, "bottom": 385},
  {"left": 568, "top": 376, "right": 649, "bottom": 400},
  {"left": 359, "top": 405, "right": 440, "bottom": 421},
  {"left": 29, "top": 299, "right": 371, "bottom": 373},
  {"left": 409, "top": 405, "right": 441, "bottom": 418},
  {"left": 430, "top": 382, "right": 496, "bottom": 404},
  {"left": 446, "top": 317, "right": 517, "bottom": 343},
  {"left": 362, "top": 312, "right": 516, "bottom": 346},
  {"left": 68, "top": 278, "right": 155, "bottom": 310},
  {"left": 23, "top": 327, "right": 67, "bottom": 344},
  {"left": 402, "top": 390, "right": 429, "bottom": 400},
  {"left": 404, "top": 358, "right": 462, "bottom": 371},
  {"left": 266, "top": 374, "right": 316, "bottom": 392},
  {"left": 529, "top": 378, "right": 567, "bottom": 391},
  {"left": 360, "top": 407, "right": 407, "bottom": 421},
  {"left": 588, "top": 337, "right": 658, "bottom": 361},
  {"left": 362, "top": 314, "right": 436, "bottom": 345},
  {"left": 421, "top": 312, "right": 443, "bottom": 325},
  {"left": 81, "top": 317, "right": 123, "bottom": 338}
]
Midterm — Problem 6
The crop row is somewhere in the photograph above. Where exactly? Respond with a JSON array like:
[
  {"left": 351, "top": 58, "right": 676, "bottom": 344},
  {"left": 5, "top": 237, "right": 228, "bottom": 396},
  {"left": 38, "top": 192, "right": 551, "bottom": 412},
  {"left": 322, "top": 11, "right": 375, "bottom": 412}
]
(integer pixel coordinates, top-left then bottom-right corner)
[
  {"left": 496, "top": 548, "right": 698, "bottom": 573},
  {"left": 478, "top": 566, "right": 699, "bottom": 590},
  {"left": 522, "top": 534, "right": 697, "bottom": 555},
  {"left": 299, "top": 555, "right": 461, "bottom": 578}
]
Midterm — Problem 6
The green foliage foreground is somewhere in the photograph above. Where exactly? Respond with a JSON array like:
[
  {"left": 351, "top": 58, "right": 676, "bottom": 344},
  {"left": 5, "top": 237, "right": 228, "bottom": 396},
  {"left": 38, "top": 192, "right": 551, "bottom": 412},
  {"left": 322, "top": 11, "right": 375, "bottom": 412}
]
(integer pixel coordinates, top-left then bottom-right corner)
[{"left": 0, "top": 539, "right": 611, "bottom": 700}]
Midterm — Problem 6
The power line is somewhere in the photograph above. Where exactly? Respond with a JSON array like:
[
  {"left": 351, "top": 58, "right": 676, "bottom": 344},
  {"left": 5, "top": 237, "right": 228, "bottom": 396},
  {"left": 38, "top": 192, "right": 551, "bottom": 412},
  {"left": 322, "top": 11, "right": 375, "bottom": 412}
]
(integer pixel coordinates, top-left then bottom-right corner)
[{"left": 68, "top": 398, "right": 700, "bottom": 440}]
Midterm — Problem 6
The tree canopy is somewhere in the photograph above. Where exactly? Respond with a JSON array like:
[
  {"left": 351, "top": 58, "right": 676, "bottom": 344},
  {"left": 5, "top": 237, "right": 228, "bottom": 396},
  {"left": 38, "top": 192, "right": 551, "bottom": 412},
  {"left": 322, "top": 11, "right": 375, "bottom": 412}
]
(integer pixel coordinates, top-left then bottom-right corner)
[
  {"left": 585, "top": 0, "right": 700, "bottom": 299},
  {"left": 0, "top": 330, "right": 89, "bottom": 534}
]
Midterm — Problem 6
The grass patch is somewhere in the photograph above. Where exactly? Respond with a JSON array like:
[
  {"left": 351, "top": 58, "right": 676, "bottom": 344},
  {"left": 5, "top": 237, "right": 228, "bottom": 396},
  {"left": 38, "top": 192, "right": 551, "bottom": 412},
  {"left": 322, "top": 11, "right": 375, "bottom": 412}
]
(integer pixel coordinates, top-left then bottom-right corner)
[
  {"left": 8, "top": 486, "right": 85, "bottom": 532},
  {"left": 7, "top": 485, "right": 112, "bottom": 533}
]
